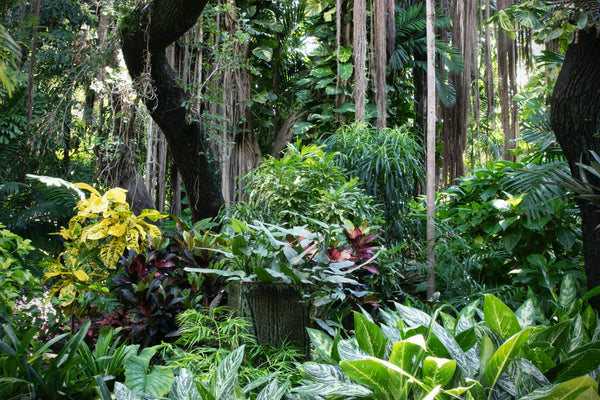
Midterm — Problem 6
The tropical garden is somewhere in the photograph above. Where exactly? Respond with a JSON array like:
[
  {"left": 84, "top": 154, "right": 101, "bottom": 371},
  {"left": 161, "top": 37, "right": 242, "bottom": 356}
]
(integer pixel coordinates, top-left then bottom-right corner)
[{"left": 1, "top": 0, "right": 600, "bottom": 398}]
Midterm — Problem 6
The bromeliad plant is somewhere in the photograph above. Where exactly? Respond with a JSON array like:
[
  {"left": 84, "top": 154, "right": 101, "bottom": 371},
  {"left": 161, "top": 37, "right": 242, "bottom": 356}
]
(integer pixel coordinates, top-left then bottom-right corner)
[{"left": 293, "top": 294, "right": 600, "bottom": 400}]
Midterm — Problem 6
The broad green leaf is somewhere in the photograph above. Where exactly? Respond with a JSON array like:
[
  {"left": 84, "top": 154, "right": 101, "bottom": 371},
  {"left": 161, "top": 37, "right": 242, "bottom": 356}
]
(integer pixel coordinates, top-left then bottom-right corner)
[
  {"left": 534, "top": 320, "right": 571, "bottom": 354},
  {"left": 337, "top": 46, "right": 352, "bottom": 62},
  {"left": 338, "top": 63, "right": 353, "bottom": 80},
  {"left": 503, "top": 231, "right": 522, "bottom": 252},
  {"left": 455, "top": 326, "right": 477, "bottom": 352},
  {"left": 523, "top": 343, "right": 556, "bottom": 373},
  {"left": 483, "top": 328, "right": 532, "bottom": 391},
  {"left": 306, "top": 328, "right": 334, "bottom": 363},
  {"left": 230, "top": 218, "right": 253, "bottom": 233},
  {"left": 325, "top": 85, "right": 342, "bottom": 95},
  {"left": 124, "top": 347, "right": 174, "bottom": 398},
  {"left": 310, "top": 66, "right": 333, "bottom": 78},
  {"left": 484, "top": 294, "right": 521, "bottom": 340},
  {"left": 340, "top": 359, "right": 391, "bottom": 400},
  {"left": 554, "top": 348, "right": 600, "bottom": 382},
  {"left": 479, "top": 334, "right": 495, "bottom": 379},
  {"left": 333, "top": 102, "right": 354, "bottom": 113},
  {"left": 422, "top": 357, "right": 456, "bottom": 388},
  {"left": 354, "top": 312, "right": 386, "bottom": 359},
  {"left": 519, "top": 375, "right": 600, "bottom": 400},
  {"left": 389, "top": 335, "right": 426, "bottom": 371},
  {"left": 252, "top": 45, "right": 273, "bottom": 62},
  {"left": 395, "top": 303, "right": 474, "bottom": 377},
  {"left": 464, "top": 378, "right": 486, "bottom": 400},
  {"left": 292, "top": 121, "right": 314, "bottom": 135},
  {"left": 582, "top": 305, "right": 597, "bottom": 336}
]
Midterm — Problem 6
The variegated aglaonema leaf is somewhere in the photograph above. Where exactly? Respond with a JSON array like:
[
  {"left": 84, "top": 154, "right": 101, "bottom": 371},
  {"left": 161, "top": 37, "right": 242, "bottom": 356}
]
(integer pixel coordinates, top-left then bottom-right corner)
[{"left": 422, "top": 357, "right": 456, "bottom": 388}]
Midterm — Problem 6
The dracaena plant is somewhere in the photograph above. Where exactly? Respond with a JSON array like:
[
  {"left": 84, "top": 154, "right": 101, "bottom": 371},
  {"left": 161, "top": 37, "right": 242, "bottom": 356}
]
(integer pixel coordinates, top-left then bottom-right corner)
[{"left": 292, "top": 294, "right": 600, "bottom": 400}]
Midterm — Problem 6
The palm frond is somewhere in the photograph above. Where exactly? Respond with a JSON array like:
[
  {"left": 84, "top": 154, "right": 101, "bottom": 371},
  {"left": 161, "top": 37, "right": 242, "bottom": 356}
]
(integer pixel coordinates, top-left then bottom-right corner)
[
  {"left": 503, "top": 161, "right": 572, "bottom": 220},
  {"left": 519, "top": 106, "right": 556, "bottom": 151}
]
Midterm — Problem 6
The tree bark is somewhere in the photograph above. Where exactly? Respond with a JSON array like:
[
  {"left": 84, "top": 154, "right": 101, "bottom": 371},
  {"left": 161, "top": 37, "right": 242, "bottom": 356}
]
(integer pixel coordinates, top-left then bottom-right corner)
[
  {"left": 353, "top": 0, "right": 367, "bottom": 122},
  {"left": 374, "top": 0, "right": 387, "bottom": 129},
  {"left": 120, "top": 0, "right": 224, "bottom": 222},
  {"left": 551, "top": 28, "right": 600, "bottom": 312},
  {"left": 440, "top": 0, "right": 476, "bottom": 186}
]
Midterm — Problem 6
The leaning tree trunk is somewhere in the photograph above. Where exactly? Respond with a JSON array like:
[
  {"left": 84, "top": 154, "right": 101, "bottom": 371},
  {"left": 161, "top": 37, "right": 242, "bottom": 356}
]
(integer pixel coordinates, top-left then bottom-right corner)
[
  {"left": 551, "top": 28, "right": 600, "bottom": 312},
  {"left": 120, "top": 0, "right": 224, "bottom": 222}
]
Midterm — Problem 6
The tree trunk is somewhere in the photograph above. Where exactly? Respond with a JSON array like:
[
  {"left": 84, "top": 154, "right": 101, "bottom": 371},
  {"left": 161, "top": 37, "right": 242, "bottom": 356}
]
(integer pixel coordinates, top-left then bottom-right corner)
[
  {"left": 440, "top": 0, "right": 476, "bottom": 186},
  {"left": 551, "top": 28, "right": 600, "bottom": 312},
  {"left": 120, "top": 0, "right": 224, "bottom": 222},
  {"left": 425, "top": 0, "right": 436, "bottom": 300},
  {"left": 374, "top": 0, "right": 387, "bottom": 129},
  {"left": 353, "top": 0, "right": 367, "bottom": 122},
  {"left": 497, "top": 0, "right": 517, "bottom": 161}
]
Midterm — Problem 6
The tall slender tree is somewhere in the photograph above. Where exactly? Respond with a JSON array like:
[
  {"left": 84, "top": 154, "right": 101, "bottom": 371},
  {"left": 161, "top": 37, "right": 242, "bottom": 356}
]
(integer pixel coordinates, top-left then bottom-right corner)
[
  {"left": 374, "top": 0, "right": 388, "bottom": 128},
  {"left": 353, "top": 0, "right": 367, "bottom": 122},
  {"left": 425, "top": 0, "right": 436, "bottom": 299}
]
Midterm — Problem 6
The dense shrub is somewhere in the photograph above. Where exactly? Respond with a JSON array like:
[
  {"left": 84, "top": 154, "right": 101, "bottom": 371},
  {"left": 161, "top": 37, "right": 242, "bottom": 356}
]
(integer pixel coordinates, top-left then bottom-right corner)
[
  {"left": 323, "top": 122, "right": 424, "bottom": 245},
  {"left": 231, "top": 142, "right": 381, "bottom": 228}
]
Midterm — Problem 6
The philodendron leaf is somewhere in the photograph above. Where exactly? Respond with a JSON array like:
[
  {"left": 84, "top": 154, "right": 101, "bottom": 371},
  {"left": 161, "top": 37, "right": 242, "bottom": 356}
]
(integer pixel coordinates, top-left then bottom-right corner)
[
  {"left": 483, "top": 327, "right": 532, "bottom": 392},
  {"left": 124, "top": 346, "right": 174, "bottom": 398},
  {"left": 354, "top": 312, "right": 387, "bottom": 359},
  {"left": 422, "top": 357, "right": 456, "bottom": 388},
  {"left": 484, "top": 294, "right": 521, "bottom": 340},
  {"left": 340, "top": 359, "right": 392, "bottom": 400},
  {"left": 518, "top": 375, "right": 600, "bottom": 400}
]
